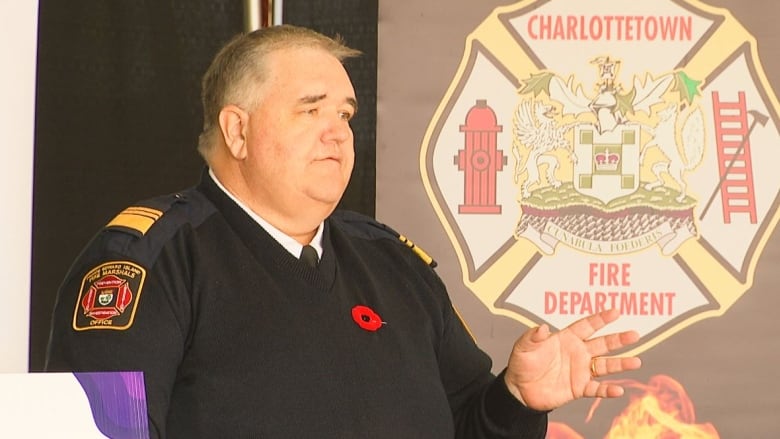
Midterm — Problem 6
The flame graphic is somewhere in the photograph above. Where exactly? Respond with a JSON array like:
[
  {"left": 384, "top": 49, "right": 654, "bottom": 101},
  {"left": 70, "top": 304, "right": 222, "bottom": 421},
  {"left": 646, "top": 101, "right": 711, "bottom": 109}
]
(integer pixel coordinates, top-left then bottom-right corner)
[
  {"left": 547, "top": 422, "right": 585, "bottom": 439},
  {"left": 546, "top": 375, "right": 720, "bottom": 439}
]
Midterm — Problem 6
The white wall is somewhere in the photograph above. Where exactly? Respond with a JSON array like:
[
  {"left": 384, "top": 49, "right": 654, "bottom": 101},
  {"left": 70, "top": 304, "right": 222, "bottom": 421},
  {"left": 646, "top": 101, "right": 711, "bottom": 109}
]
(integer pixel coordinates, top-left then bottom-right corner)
[{"left": 0, "top": 0, "right": 39, "bottom": 372}]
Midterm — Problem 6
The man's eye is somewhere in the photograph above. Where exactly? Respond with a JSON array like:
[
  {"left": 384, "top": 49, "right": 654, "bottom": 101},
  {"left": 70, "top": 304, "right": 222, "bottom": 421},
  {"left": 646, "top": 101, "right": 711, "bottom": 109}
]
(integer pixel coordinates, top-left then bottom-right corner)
[
  {"left": 339, "top": 111, "right": 353, "bottom": 121},
  {"left": 306, "top": 108, "right": 319, "bottom": 115}
]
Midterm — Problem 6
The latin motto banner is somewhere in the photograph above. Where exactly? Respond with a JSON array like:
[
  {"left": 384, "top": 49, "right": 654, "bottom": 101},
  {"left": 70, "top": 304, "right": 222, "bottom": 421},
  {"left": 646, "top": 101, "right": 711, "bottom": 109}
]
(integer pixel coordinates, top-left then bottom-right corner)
[{"left": 378, "top": 0, "right": 780, "bottom": 437}]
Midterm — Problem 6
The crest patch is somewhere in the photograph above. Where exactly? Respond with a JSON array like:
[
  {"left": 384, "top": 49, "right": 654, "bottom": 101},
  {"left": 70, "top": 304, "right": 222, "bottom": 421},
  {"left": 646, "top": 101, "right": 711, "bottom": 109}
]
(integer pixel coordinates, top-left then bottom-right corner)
[{"left": 72, "top": 261, "right": 146, "bottom": 331}]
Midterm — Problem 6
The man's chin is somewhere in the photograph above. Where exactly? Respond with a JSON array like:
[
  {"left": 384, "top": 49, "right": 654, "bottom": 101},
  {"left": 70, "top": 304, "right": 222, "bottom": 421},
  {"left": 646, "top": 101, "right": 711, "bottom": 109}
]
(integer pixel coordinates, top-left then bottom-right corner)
[{"left": 305, "top": 189, "right": 346, "bottom": 212}]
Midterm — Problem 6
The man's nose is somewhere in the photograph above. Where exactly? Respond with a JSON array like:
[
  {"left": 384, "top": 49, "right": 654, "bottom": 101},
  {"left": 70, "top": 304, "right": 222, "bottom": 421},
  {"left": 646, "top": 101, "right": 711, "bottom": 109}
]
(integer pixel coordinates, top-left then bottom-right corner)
[{"left": 323, "top": 115, "right": 352, "bottom": 144}]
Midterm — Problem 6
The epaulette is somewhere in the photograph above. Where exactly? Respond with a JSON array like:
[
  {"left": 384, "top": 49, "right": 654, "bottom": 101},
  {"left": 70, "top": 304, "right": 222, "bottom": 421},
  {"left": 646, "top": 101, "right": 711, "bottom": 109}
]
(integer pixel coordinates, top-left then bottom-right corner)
[
  {"left": 333, "top": 210, "right": 437, "bottom": 268},
  {"left": 396, "top": 233, "right": 437, "bottom": 268},
  {"left": 104, "top": 193, "right": 186, "bottom": 238},
  {"left": 105, "top": 206, "right": 164, "bottom": 236}
]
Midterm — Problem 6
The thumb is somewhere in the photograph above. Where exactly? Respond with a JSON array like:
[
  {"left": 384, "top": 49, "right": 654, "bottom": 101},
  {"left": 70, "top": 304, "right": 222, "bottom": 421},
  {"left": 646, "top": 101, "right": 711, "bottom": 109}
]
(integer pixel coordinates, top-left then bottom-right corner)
[
  {"left": 531, "top": 324, "right": 551, "bottom": 343},
  {"left": 516, "top": 324, "right": 551, "bottom": 350}
]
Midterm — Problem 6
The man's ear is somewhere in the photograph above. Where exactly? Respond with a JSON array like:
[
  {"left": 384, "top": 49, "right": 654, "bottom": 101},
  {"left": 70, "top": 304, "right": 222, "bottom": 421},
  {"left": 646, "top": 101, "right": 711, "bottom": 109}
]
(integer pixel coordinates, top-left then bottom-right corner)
[{"left": 218, "top": 105, "right": 249, "bottom": 160}]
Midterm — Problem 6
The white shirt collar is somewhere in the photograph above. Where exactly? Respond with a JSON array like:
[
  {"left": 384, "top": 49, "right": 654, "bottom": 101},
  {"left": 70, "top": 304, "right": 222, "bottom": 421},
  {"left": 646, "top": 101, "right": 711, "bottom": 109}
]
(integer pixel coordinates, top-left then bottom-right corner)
[{"left": 208, "top": 169, "right": 323, "bottom": 259}]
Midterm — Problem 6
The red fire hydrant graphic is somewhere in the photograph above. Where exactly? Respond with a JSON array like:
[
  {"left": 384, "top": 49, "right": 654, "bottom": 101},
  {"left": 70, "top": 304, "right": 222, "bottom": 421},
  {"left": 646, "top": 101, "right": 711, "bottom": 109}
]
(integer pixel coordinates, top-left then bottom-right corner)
[{"left": 454, "top": 99, "right": 507, "bottom": 214}]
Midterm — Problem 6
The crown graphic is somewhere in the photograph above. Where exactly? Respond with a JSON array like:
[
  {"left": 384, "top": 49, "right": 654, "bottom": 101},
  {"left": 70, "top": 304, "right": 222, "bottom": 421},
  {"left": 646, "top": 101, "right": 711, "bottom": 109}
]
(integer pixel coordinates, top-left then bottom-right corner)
[{"left": 595, "top": 149, "right": 620, "bottom": 171}]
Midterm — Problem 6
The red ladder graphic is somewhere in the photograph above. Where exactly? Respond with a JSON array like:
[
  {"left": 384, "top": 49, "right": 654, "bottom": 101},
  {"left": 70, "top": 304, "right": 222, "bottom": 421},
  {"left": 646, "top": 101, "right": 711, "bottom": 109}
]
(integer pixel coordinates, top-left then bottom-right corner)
[{"left": 711, "top": 91, "right": 757, "bottom": 224}]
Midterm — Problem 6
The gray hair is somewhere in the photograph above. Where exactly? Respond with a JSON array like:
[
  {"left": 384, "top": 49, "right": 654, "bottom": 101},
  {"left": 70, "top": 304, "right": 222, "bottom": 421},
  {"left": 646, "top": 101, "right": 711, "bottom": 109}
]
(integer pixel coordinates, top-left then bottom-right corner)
[{"left": 197, "top": 24, "right": 361, "bottom": 158}]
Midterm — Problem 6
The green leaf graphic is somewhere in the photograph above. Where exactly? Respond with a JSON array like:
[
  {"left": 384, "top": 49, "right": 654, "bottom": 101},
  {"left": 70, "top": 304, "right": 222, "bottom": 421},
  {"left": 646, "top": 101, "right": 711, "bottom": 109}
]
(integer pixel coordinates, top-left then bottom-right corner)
[
  {"left": 518, "top": 72, "right": 554, "bottom": 97},
  {"left": 616, "top": 88, "right": 636, "bottom": 116},
  {"left": 674, "top": 71, "right": 702, "bottom": 104}
]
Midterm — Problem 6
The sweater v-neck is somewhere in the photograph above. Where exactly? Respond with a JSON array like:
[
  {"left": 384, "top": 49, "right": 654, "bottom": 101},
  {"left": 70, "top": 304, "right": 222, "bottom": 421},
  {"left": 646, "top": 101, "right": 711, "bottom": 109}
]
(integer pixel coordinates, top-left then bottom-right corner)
[{"left": 197, "top": 171, "right": 337, "bottom": 290}]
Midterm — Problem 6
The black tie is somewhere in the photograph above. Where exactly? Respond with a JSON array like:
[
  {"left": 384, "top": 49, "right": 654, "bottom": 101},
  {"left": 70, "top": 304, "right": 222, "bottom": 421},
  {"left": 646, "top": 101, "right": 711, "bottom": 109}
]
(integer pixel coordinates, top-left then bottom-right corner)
[{"left": 300, "top": 245, "right": 319, "bottom": 268}]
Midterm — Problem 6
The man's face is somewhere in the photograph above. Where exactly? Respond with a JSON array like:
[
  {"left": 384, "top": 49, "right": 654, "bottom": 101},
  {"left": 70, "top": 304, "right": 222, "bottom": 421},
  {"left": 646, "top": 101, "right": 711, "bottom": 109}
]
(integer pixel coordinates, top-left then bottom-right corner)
[{"left": 239, "top": 46, "right": 357, "bottom": 231}]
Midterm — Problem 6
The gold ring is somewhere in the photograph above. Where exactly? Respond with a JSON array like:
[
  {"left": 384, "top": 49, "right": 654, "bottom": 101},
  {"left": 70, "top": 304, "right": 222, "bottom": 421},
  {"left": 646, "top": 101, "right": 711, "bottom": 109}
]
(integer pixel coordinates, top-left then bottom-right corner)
[{"left": 590, "top": 358, "right": 598, "bottom": 378}]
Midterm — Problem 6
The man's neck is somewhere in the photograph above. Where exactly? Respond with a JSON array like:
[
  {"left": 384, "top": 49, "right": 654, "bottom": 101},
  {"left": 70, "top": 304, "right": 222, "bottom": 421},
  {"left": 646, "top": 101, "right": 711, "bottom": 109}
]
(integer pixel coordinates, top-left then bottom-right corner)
[{"left": 208, "top": 168, "right": 324, "bottom": 256}]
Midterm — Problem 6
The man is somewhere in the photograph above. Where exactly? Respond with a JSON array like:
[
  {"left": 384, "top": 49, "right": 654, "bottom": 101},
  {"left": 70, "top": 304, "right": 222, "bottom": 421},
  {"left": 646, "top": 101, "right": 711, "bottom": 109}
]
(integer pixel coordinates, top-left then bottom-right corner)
[{"left": 46, "top": 24, "right": 641, "bottom": 438}]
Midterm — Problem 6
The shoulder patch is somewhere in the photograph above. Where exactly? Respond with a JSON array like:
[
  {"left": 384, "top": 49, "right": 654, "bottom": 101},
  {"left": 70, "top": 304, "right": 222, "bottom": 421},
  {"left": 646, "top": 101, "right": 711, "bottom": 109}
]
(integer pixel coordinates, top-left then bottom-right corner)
[
  {"left": 105, "top": 206, "right": 164, "bottom": 236},
  {"left": 72, "top": 261, "right": 146, "bottom": 331}
]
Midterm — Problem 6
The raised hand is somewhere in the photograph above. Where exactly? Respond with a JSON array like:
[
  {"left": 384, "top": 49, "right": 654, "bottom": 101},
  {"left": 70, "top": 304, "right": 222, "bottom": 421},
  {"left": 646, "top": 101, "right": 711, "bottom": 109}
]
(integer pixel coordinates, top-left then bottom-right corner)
[{"left": 503, "top": 308, "right": 642, "bottom": 411}]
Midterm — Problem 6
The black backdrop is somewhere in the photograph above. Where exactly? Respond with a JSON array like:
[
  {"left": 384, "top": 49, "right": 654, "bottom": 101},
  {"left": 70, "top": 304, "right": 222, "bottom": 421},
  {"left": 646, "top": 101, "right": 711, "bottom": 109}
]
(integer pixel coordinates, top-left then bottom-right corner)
[{"left": 30, "top": 0, "right": 378, "bottom": 371}]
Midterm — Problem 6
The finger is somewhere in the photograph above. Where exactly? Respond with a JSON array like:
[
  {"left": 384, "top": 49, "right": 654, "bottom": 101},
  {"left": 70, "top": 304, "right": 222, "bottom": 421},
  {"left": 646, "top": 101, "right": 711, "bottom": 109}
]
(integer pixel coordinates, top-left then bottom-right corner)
[
  {"left": 586, "top": 329, "right": 640, "bottom": 356},
  {"left": 591, "top": 356, "right": 642, "bottom": 378},
  {"left": 566, "top": 308, "right": 620, "bottom": 340},
  {"left": 583, "top": 380, "right": 627, "bottom": 398}
]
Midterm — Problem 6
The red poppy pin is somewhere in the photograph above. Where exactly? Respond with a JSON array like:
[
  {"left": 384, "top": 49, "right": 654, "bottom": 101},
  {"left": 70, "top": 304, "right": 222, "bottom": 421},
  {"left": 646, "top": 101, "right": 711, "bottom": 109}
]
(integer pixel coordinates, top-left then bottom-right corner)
[{"left": 351, "top": 305, "right": 384, "bottom": 332}]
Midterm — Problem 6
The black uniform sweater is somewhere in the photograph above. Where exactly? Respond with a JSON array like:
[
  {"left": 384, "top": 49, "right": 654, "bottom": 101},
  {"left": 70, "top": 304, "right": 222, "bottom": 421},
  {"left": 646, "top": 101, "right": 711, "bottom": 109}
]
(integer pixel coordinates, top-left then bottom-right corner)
[{"left": 46, "top": 171, "right": 548, "bottom": 439}]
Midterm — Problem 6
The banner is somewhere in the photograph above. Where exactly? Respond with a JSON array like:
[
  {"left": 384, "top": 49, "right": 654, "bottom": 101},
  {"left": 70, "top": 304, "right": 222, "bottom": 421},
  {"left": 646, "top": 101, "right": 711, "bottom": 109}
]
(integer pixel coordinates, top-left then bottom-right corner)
[
  {"left": 0, "top": 372, "right": 148, "bottom": 438},
  {"left": 0, "top": 1, "right": 39, "bottom": 372},
  {"left": 378, "top": 0, "right": 780, "bottom": 436}
]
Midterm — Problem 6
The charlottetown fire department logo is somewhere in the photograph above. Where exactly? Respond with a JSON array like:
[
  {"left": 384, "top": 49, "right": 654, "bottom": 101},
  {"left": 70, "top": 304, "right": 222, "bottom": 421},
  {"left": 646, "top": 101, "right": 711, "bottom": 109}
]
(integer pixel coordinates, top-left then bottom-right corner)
[
  {"left": 73, "top": 261, "right": 146, "bottom": 331},
  {"left": 421, "top": 0, "right": 780, "bottom": 355}
]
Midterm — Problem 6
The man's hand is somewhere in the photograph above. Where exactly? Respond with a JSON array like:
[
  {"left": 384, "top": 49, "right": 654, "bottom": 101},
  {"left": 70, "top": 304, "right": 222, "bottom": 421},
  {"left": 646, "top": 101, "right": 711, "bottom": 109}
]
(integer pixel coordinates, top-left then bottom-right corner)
[{"left": 503, "top": 308, "right": 641, "bottom": 411}]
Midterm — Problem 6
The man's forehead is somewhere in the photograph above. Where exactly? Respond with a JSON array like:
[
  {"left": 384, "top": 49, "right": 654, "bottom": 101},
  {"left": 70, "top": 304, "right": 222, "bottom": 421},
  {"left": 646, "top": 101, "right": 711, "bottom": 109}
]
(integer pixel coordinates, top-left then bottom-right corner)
[{"left": 256, "top": 47, "right": 357, "bottom": 106}]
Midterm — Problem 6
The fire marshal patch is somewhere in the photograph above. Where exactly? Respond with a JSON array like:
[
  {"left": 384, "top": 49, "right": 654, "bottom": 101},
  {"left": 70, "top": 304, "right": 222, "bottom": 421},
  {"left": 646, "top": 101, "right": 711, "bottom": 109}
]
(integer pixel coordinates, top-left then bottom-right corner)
[{"left": 72, "top": 261, "right": 146, "bottom": 331}]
